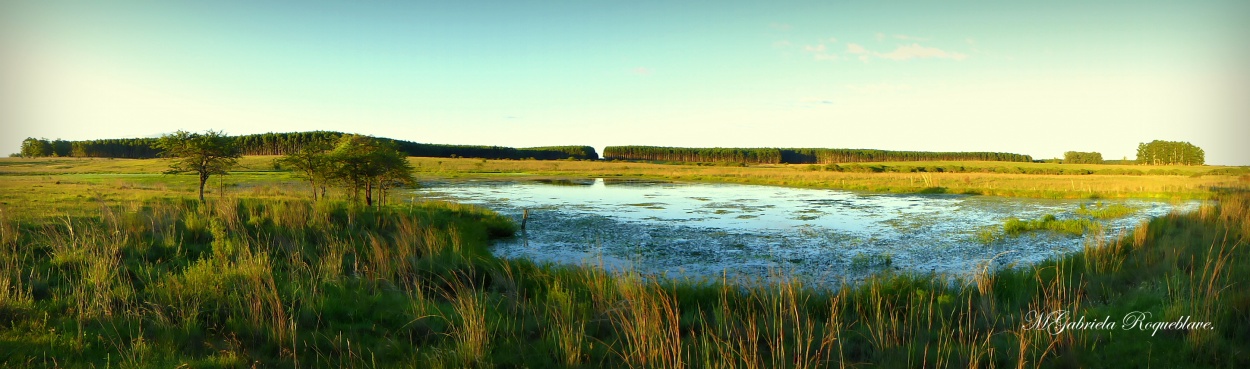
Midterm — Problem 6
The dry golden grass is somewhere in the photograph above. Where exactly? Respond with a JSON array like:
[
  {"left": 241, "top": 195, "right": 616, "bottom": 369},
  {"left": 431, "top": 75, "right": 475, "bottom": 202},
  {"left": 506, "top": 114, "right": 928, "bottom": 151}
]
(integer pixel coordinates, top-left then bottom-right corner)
[
  {"left": 407, "top": 157, "right": 1241, "bottom": 199},
  {"left": 1, "top": 156, "right": 1239, "bottom": 206}
]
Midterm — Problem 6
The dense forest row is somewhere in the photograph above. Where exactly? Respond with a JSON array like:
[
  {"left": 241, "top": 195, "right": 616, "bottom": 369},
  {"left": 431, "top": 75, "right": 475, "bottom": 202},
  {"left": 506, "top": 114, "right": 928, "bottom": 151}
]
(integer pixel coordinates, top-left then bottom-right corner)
[
  {"left": 601, "top": 146, "right": 785, "bottom": 163},
  {"left": 15, "top": 134, "right": 1208, "bottom": 166},
  {"left": 1064, "top": 151, "right": 1104, "bottom": 164},
  {"left": 17, "top": 132, "right": 599, "bottom": 160},
  {"left": 1137, "top": 140, "right": 1204, "bottom": 165},
  {"left": 603, "top": 146, "right": 1034, "bottom": 164}
]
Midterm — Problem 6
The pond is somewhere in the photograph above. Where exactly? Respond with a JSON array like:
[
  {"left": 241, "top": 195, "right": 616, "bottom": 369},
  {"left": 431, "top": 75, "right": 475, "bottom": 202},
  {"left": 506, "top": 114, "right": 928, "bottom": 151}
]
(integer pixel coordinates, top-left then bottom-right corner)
[{"left": 415, "top": 178, "right": 1197, "bottom": 287}]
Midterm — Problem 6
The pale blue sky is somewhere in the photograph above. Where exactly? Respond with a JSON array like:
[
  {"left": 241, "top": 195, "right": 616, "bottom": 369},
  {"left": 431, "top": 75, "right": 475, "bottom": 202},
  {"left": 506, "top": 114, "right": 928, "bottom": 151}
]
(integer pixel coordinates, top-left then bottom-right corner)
[{"left": 3, "top": 1, "right": 1247, "bottom": 164}]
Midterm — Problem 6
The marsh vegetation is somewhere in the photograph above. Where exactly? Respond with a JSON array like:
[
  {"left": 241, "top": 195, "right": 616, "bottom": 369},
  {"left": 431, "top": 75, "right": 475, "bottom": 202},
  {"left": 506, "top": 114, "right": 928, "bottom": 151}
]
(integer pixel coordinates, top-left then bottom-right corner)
[{"left": 0, "top": 157, "right": 1246, "bottom": 368}]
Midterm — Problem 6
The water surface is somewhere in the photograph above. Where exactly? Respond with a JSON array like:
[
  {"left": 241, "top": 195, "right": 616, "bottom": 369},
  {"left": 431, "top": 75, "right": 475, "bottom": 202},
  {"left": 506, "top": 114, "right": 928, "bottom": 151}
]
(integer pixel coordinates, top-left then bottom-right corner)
[{"left": 416, "top": 178, "right": 1194, "bottom": 286}]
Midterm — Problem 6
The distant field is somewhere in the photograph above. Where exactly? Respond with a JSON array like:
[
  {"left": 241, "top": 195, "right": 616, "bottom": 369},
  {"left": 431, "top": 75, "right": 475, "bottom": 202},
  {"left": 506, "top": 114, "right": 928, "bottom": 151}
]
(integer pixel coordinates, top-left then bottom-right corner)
[
  {"left": 403, "top": 157, "right": 1246, "bottom": 199},
  {"left": 2, "top": 156, "right": 1246, "bottom": 201}
]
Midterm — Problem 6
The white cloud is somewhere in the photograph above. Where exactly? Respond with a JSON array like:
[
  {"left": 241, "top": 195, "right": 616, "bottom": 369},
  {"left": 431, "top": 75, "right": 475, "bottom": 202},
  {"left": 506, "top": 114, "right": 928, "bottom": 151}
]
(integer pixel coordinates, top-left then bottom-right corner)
[
  {"left": 875, "top": 32, "right": 886, "bottom": 41},
  {"left": 800, "top": 39, "right": 838, "bottom": 61},
  {"left": 846, "top": 43, "right": 867, "bottom": 54},
  {"left": 844, "top": 42, "right": 966, "bottom": 62},
  {"left": 772, "top": 40, "right": 792, "bottom": 48},
  {"left": 877, "top": 43, "right": 967, "bottom": 61},
  {"left": 787, "top": 37, "right": 966, "bottom": 64},
  {"left": 632, "top": 67, "right": 652, "bottom": 76},
  {"left": 827, "top": 37, "right": 838, "bottom": 43}
]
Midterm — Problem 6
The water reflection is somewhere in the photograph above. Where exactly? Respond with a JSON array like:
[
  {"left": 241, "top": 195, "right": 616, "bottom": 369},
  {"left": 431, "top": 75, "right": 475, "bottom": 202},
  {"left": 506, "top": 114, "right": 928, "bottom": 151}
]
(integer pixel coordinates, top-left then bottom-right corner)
[{"left": 417, "top": 178, "right": 1196, "bottom": 287}]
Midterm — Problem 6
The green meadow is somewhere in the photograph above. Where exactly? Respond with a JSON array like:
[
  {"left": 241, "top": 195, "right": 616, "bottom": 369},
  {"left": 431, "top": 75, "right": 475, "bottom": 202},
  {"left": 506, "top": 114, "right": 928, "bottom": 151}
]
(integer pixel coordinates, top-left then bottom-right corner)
[{"left": 1, "top": 157, "right": 1247, "bottom": 368}]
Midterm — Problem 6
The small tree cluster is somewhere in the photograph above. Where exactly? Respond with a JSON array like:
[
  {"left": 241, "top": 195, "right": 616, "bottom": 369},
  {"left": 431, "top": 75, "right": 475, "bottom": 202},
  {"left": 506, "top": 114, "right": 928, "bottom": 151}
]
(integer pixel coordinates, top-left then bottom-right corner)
[
  {"left": 279, "top": 134, "right": 415, "bottom": 206},
  {"left": 19, "top": 138, "right": 72, "bottom": 158},
  {"left": 1136, "top": 140, "right": 1204, "bottom": 165},
  {"left": 1063, "top": 151, "right": 1104, "bottom": 164}
]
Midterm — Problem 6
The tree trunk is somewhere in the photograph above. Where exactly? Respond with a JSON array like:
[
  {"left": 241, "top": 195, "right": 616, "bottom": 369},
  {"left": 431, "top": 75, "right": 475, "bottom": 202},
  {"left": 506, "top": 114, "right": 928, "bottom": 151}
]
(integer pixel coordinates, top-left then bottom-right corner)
[
  {"left": 198, "top": 172, "right": 208, "bottom": 203},
  {"left": 365, "top": 181, "right": 373, "bottom": 207},
  {"left": 309, "top": 178, "right": 318, "bottom": 201}
]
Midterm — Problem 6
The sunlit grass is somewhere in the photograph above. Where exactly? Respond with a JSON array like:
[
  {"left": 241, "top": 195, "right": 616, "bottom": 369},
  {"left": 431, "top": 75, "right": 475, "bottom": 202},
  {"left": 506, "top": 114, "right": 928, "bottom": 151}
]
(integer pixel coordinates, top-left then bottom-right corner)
[
  {"left": 401, "top": 157, "right": 1242, "bottom": 200},
  {"left": 0, "top": 157, "right": 1246, "bottom": 368},
  {"left": 1076, "top": 201, "right": 1139, "bottom": 219}
]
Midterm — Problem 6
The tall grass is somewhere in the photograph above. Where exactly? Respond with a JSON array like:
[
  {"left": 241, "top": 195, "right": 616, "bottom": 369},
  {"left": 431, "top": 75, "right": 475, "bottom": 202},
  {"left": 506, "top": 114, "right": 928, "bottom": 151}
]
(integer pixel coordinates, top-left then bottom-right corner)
[
  {"left": 0, "top": 172, "right": 1246, "bottom": 367},
  {"left": 1076, "top": 201, "right": 1138, "bottom": 219}
]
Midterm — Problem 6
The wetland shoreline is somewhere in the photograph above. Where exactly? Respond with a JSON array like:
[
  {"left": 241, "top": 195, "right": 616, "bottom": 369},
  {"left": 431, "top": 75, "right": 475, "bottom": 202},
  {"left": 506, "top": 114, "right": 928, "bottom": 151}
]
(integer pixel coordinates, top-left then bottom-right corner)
[{"left": 417, "top": 178, "right": 1198, "bottom": 288}]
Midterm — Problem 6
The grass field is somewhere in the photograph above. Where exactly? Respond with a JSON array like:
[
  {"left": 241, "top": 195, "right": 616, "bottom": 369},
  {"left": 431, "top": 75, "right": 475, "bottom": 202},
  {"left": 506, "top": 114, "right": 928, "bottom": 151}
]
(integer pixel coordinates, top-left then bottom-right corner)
[
  {"left": 1, "top": 157, "right": 1248, "bottom": 368},
  {"left": 407, "top": 157, "right": 1246, "bottom": 199},
  {"left": 2, "top": 156, "right": 1247, "bottom": 201}
]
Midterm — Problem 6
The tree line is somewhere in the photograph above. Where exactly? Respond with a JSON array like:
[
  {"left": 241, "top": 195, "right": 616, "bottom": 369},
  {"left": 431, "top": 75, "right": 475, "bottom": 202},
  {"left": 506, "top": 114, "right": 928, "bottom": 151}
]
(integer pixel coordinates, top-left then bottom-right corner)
[
  {"left": 1136, "top": 140, "right": 1204, "bottom": 165},
  {"left": 602, "top": 146, "right": 1034, "bottom": 164},
  {"left": 20, "top": 137, "right": 160, "bottom": 158},
  {"left": 17, "top": 131, "right": 599, "bottom": 160},
  {"left": 602, "top": 146, "right": 784, "bottom": 164},
  {"left": 1063, "top": 151, "right": 1104, "bottom": 164}
]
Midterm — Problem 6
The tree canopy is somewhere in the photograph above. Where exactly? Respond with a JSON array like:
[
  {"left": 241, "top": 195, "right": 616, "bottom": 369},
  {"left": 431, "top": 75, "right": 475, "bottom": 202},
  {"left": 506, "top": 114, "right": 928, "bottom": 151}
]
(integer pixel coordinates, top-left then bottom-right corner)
[
  {"left": 276, "top": 138, "right": 334, "bottom": 201},
  {"left": 156, "top": 130, "right": 243, "bottom": 202},
  {"left": 603, "top": 146, "right": 1033, "bottom": 164},
  {"left": 1063, "top": 151, "right": 1104, "bottom": 164},
  {"left": 19, "top": 138, "right": 53, "bottom": 158},
  {"left": 327, "top": 135, "right": 414, "bottom": 206},
  {"left": 16, "top": 131, "right": 598, "bottom": 160},
  {"left": 1136, "top": 140, "right": 1204, "bottom": 165}
]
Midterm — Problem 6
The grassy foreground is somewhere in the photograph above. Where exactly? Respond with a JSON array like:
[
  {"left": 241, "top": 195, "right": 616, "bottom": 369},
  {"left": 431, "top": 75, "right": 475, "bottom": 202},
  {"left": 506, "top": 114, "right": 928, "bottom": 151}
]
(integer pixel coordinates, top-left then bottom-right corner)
[{"left": 0, "top": 159, "right": 1248, "bottom": 368}]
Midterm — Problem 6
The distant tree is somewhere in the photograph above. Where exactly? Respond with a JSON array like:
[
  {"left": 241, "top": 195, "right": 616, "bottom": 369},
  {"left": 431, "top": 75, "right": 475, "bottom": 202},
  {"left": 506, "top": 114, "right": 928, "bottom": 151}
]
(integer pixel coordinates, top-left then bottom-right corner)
[
  {"left": 330, "top": 134, "right": 417, "bottom": 206},
  {"left": 17, "top": 130, "right": 599, "bottom": 160},
  {"left": 277, "top": 139, "right": 334, "bottom": 201},
  {"left": 329, "top": 135, "right": 415, "bottom": 207},
  {"left": 19, "top": 138, "right": 52, "bottom": 158},
  {"left": 157, "top": 130, "right": 242, "bottom": 202},
  {"left": 375, "top": 150, "right": 417, "bottom": 206},
  {"left": 602, "top": 146, "right": 1033, "bottom": 164},
  {"left": 1063, "top": 151, "right": 1103, "bottom": 164},
  {"left": 51, "top": 139, "right": 72, "bottom": 157},
  {"left": 1136, "top": 140, "right": 1204, "bottom": 165}
]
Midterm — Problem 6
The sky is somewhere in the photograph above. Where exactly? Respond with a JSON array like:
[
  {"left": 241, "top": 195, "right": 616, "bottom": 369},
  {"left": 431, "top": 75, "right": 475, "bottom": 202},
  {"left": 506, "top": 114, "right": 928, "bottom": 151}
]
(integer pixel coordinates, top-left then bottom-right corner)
[{"left": 2, "top": 1, "right": 1248, "bottom": 165}]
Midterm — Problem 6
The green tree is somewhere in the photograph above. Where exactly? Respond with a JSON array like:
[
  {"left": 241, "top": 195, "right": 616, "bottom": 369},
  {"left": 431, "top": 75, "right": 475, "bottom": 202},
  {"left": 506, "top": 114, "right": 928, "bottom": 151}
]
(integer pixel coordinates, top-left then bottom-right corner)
[
  {"left": 277, "top": 139, "right": 334, "bottom": 201},
  {"left": 375, "top": 149, "right": 417, "bottom": 206},
  {"left": 1064, "top": 151, "right": 1103, "bottom": 164},
  {"left": 329, "top": 135, "right": 415, "bottom": 207},
  {"left": 19, "top": 138, "right": 52, "bottom": 158},
  {"left": 51, "top": 139, "right": 72, "bottom": 157},
  {"left": 1136, "top": 140, "right": 1204, "bottom": 165},
  {"left": 157, "top": 130, "right": 242, "bottom": 202}
]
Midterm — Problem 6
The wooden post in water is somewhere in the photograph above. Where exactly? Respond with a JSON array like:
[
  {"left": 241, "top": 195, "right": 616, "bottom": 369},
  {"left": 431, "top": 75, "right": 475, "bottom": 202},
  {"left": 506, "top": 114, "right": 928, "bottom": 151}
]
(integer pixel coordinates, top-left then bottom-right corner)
[{"left": 521, "top": 208, "right": 529, "bottom": 231}]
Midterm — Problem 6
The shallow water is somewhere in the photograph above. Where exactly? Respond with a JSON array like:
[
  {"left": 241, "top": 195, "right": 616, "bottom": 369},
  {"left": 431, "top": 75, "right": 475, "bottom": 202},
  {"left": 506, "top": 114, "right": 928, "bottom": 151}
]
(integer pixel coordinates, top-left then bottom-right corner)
[{"left": 415, "top": 178, "right": 1197, "bottom": 287}]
